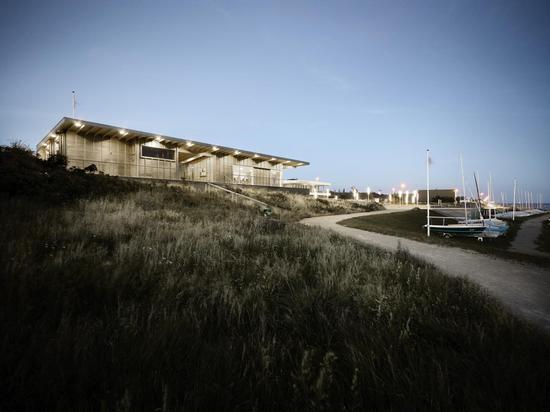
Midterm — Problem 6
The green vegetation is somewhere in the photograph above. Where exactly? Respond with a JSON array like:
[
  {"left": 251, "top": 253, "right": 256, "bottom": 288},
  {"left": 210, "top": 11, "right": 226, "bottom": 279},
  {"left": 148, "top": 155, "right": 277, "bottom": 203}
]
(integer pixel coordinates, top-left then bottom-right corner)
[
  {"left": 339, "top": 208, "right": 550, "bottom": 266},
  {"left": 536, "top": 217, "right": 550, "bottom": 253},
  {"left": 237, "top": 187, "right": 384, "bottom": 221},
  {"left": 2, "top": 145, "right": 550, "bottom": 410}
]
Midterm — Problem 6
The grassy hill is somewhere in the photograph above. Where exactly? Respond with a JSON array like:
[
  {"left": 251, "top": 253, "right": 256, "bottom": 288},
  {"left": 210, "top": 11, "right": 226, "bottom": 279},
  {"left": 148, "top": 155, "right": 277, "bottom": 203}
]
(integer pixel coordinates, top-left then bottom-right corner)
[{"left": 1, "top": 144, "right": 549, "bottom": 411}]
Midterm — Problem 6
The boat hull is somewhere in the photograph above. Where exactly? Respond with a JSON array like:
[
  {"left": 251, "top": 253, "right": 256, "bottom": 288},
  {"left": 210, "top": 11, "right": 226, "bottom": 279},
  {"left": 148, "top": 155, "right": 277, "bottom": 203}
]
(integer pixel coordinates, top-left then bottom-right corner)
[{"left": 425, "top": 224, "right": 486, "bottom": 237}]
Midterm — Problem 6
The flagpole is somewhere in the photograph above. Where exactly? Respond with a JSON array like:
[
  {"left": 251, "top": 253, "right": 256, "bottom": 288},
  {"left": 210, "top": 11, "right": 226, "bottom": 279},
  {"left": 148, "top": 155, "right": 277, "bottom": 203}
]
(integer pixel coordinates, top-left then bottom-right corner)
[
  {"left": 460, "top": 154, "right": 467, "bottom": 222},
  {"left": 426, "top": 149, "right": 430, "bottom": 237}
]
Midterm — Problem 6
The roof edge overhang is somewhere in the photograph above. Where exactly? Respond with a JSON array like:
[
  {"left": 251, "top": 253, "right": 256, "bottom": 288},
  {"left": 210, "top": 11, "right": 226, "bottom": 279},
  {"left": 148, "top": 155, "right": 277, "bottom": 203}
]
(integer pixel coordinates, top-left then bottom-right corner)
[{"left": 37, "top": 117, "right": 310, "bottom": 167}]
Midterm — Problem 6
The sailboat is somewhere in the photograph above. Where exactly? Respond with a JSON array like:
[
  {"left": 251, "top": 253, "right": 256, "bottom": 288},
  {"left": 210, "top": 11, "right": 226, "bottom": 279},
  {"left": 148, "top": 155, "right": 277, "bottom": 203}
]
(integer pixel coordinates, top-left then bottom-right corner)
[
  {"left": 423, "top": 154, "right": 508, "bottom": 240},
  {"left": 476, "top": 172, "right": 509, "bottom": 238}
]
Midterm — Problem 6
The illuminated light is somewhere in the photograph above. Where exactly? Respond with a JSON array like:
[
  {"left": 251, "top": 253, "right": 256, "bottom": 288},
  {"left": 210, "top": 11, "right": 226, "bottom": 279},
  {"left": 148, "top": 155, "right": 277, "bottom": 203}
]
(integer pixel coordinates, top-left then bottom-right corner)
[
  {"left": 253, "top": 154, "right": 259, "bottom": 158},
  {"left": 234, "top": 150, "right": 240, "bottom": 155},
  {"left": 284, "top": 160, "right": 290, "bottom": 163},
  {"left": 186, "top": 141, "right": 194, "bottom": 147},
  {"left": 119, "top": 129, "right": 129, "bottom": 136},
  {"left": 212, "top": 146, "right": 219, "bottom": 152},
  {"left": 400, "top": 183, "right": 406, "bottom": 189},
  {"left": 74, "top": 121, "right": 82, "bottom": 127},
  {"left": 154, "top": 135, "right": 162, "bottom": 141}
]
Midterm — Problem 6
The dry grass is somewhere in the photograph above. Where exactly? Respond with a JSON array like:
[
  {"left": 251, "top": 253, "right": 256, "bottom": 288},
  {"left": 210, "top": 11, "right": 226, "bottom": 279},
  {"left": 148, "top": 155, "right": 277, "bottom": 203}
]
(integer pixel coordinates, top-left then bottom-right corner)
[{"left": 1, "top": 186, "right": 550, "bottom": 411}]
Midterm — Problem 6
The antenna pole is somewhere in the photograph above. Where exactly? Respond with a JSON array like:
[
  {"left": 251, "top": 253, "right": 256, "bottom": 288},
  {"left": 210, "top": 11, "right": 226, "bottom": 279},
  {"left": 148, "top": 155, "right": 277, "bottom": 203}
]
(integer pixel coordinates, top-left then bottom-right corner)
[{"left": 72, "top": 91, "right": 76, "bottom": 118}]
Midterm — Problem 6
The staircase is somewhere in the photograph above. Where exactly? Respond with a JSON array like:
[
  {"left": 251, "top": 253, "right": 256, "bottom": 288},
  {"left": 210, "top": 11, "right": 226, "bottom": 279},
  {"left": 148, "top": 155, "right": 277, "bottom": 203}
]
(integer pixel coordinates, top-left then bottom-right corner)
[{"left": 207, "top": 183, "right": 276, "bottom": 215}]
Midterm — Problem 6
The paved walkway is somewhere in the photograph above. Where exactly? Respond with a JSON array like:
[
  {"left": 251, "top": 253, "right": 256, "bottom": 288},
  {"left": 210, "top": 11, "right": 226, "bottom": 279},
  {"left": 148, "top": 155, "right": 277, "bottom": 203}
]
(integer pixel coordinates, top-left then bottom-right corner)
[
  {"left": 510, "top": 214, "right": 550, "bottom": 258},
  {"left": 301, "top": 207, "right": 550, "bottom": 332}
]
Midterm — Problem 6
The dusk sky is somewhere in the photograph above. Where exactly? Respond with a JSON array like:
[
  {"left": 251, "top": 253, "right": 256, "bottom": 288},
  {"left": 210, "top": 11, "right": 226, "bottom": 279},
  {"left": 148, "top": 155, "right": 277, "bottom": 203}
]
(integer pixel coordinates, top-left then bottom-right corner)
[{"left": 1, "top": 0, "right": 549, "bottom": 199}]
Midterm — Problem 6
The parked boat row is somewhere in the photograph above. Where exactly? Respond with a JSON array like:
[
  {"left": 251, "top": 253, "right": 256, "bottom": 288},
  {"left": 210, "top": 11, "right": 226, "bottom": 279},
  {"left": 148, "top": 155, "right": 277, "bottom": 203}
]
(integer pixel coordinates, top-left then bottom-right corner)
[{"left": 424, "top": 152, "right": 509, "bottom": 241}]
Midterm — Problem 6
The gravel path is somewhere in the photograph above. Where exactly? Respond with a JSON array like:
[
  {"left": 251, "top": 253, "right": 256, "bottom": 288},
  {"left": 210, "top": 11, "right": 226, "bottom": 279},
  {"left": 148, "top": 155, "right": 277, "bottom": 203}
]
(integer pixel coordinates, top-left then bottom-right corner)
[
  {"left": 301, "top": 207, "right": 550, "bottom": 332},
  {"left": 510, "top": 214, "right": 550, "bottom": 258}
]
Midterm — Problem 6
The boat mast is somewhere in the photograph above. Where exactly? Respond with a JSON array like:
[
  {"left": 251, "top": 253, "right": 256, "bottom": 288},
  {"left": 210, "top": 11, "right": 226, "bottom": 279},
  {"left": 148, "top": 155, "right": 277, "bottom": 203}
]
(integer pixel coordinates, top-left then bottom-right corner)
[
  {"left": 474, "top": 172, "right": 484, "bottom": 223},
  {"left": 512, "top": 178, "right": 516, "bottom": 221}
]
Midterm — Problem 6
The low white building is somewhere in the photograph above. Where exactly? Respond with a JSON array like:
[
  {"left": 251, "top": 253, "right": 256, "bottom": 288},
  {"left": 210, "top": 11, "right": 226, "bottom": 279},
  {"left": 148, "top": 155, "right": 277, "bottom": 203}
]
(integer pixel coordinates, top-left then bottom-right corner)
[{"left": 283, "top": 179, "right": 331, "bottom": 199}]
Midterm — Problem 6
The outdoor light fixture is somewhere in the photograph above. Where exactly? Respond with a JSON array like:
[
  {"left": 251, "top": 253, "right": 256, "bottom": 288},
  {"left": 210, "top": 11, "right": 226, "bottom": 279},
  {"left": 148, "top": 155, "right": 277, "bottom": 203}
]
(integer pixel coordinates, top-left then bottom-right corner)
[
  {"left": 186, "top": 141, "right": 194, "bottom": 147},
  {"left": 120, "top": 129, "right": 129, "bottom": 136},
  {"left": 212, "top": 146, "right": 219, "bottom": 152},
  {"left": 270, "top": 157, "right": 276, "bottom": 161},
  {"left": 154, "top": 135, "right": 161, "bottom": 141},
  {"left": 234, "top": 150, "right": 240, "bottom": 155},
  {"left": 253, "top": 154, "right": 259, "bottom": 158}
]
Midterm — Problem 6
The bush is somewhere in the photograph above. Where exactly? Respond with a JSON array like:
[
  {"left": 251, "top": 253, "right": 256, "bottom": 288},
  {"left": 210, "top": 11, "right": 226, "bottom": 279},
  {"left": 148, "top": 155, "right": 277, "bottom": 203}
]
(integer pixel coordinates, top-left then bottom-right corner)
[{"left": 0, "top": 144, "right": 138, "bottom": 204}]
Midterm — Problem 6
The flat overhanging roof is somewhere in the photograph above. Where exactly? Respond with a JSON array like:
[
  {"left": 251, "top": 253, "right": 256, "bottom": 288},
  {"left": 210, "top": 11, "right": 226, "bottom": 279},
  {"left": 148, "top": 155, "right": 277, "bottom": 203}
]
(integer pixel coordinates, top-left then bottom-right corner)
[
  {"left": 38, "top": 117, "right": 309, "bottom": 168},
  {"left": 283, "top": 179, "right": 331, "bottom": 187}
]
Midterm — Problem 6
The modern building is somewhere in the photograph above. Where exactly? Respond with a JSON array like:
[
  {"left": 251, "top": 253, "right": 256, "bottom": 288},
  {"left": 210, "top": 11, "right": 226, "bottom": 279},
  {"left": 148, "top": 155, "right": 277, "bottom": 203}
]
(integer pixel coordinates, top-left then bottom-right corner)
[{"left": 36, "top": 118, "right": 309, "bottom": 187}]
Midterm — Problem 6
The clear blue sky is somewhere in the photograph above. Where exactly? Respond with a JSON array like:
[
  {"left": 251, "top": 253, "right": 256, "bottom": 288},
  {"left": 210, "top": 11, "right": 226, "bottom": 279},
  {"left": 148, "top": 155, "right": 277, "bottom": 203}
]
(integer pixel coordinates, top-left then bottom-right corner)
[{"left": 1, "top": 0, "right": 549, "bottom": 199}]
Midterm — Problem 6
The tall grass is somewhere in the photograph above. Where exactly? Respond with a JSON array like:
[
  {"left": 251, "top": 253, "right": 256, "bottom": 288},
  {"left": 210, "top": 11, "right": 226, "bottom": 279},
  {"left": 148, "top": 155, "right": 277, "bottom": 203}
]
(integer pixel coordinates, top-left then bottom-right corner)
[{"left": 1, "top": 186, "right": 549, "bottom": 411}]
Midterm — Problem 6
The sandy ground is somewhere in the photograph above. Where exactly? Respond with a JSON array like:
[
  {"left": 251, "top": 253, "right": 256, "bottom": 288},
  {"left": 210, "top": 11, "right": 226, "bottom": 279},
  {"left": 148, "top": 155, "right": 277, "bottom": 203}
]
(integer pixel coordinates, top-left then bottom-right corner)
[
  {"left": 301, "top": 206, "right": 550, "bottom": 332},
  {"left": 510, "top": 213, "right": 550, "bottom": 258}
]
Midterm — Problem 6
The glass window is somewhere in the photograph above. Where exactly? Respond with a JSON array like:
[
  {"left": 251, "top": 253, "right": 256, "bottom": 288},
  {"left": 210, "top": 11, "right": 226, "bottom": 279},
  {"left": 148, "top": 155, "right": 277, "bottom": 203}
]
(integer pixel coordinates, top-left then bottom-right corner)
[{"left": 141, "top": 145, "right": 175, "bottom": 161}]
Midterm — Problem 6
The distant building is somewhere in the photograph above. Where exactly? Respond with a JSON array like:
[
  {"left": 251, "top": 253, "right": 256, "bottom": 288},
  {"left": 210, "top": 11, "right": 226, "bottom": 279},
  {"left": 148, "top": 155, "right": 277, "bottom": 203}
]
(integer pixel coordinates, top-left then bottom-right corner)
[
  {"left": 283, "top": 179, "right": 331, "bottom": 198},
  {"left": 417, "top": 189, "right": 457, "bottom": 203},
  {"left": 37, "top": 118, "right": 308, "bottom": 187}
]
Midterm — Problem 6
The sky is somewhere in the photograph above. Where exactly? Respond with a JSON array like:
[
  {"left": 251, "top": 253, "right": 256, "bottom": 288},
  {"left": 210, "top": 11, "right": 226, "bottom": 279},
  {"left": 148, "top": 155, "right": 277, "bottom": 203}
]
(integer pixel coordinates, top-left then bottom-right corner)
[{"left": 1, "top": 0, "right": 549, "bottom": 199}]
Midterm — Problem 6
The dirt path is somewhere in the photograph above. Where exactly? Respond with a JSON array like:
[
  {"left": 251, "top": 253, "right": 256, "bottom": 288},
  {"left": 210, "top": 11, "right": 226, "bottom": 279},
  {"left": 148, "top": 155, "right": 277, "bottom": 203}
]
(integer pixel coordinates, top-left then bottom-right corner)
[
  {"left": 301, "top": 207, "right": 550, "bottom": 332},
  {"left": 510, "top": 214, "right": 550, "bottom": 258}
]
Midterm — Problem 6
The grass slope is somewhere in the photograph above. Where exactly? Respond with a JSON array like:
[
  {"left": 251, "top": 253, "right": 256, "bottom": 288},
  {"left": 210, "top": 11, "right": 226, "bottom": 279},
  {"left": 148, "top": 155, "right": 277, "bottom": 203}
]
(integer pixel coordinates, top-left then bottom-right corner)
[
  {"left": 237, "top": 187, "right": 384, "bottom": 221},
  {"left": 339, "top": 208, "right": 550, "bottom": 266},
  {"left": 1, "top": 146, "right": 550, "bottom": 410}
]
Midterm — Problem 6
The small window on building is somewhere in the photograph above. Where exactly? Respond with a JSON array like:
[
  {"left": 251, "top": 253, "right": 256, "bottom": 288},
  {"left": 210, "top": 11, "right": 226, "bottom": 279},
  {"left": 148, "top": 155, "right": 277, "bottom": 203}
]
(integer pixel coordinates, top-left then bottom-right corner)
[{"left": 141, "top": 145, "right": 175, "bottom": 161}]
